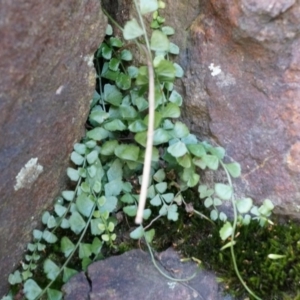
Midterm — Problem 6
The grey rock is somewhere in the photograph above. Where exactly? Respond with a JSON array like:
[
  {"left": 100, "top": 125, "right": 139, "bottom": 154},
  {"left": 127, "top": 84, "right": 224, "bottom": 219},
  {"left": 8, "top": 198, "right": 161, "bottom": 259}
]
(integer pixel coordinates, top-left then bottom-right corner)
[{"left": 62, "top": 248, "right": 233, "bottom": 300}]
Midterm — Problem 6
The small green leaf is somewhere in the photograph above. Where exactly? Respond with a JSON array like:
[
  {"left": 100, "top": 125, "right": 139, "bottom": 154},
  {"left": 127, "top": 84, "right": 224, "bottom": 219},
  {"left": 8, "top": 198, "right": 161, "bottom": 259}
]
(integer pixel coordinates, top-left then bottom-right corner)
[
  {"left": 42, "top": 230, "right": 58, "bottom": 243},
  {"left": 8, "top": 270, "right": 22, "bottom": 285},
  {"left": 42, "top": 212, "right": 50, "bottom": 225},
  {"left": 150, "top": 194, "right": 162, "bottom": 206},
  {"left": 123, "top": 19, "right": 144, "bottom": 40},
  {"left": 89, "top": 109, "right": 109, "bottom": 125},
  {"left": 74, "top": 143, "right": 86, "bottom": 155},
  {"left": 224, "top": 162, "right": 241, "bottom": 178},
  {"left": 204, "top": 197, "right": 213, "bottom": 208},
  {"left": 24, "top": 279, "right": 42, "bottom": 300},
  {"left": 169, "top": 42, "right": 180, "bottom": 55},
  {"left": 69, "top": 211, "right": 86, "bottom": 234},
  {"left": 44, "top": 259, "right": 60, "bottom": 280},
  {"left": 202, "top": 154, "right": 219, "bottom": 170},
  {"left": 187, "top": 144, "right": 206, "bottom": 157},
  {"left": 167, "top": 141, "right": 188, "bottom": 157},
  {"left": 79, "top": 243, "right": 92, "bottom": 259},
  {"left": 219, "top": 222, "right": 233, "bottom": 240},
  {"left": 143, "top": 209, "right": 152, "bottom": 220},
  {"left": 101, "top": 140, "right": 119, "bottom": 156},
  {"left": 128, "top": 120, "right": 147, "bottom": 132},
  {"left": 109, "top": 37, "right": 123, "bottom": 48},
  {"left": 130, "top": 226, "right": 144, "bottom": 239},
  {"left": 153, "top": 169, "right": 166, "bottom": 182},
  {"left": 61, "top": 236, "right": 75, "bottom": 258},
  {"left": 91, "top": 218, "right": 105, "bottom": 235},
  {"left": 174, "top": 63, "right": 184, "bottom": 77},
  {"left": 150, "top": 30, "right": 170, "bottom": 51},
  {"left": 210, "top": 209, "right": 218, "bottom": 221},
  {"left": 161, "top": 103, "right": 180, "bottom": 118},
  {"left": 123, "top": 205, "right": 137, "bottom": 217},
  {"left": 215, "top": 183, "right": 233, "bottom": 200},
  {"left": 101, "top": 43, "right": 112, "bottom": 59},
  {"left": 47, "top": 288, "right": 63, "bottom": 300},
  {"left": 145, "top": 229, "right": 155, "bottom": 243},
  {"left": 76, "top": 194, "right": 95, "bottom": 217},
  {"left": 121, "top": 193, "right": 135, "bottom": 204},
  {"left": 155, "top": 60, "right": 175, "bottom": 82},
  {"left": 167, "top": 204, "right": 178, "bottom": 221},
  {"left": 121, "top": 49, "right": 133, "bottom": 61},
  {"left": 116, "top": 73, "right": 131, "bottom": 90},
  {"left": 153, "top": 128, "right": 172, "bottom": 145},
  {"left": 67, "top": 168, "right": 79, "bottom": 181},
  {"left": 98, "top": 196, "right": 118, "bottom": 213},
  {"left": 172, "top": 121, "right": 189, "bottom": 138},
  {"left": 91, "top": 237, "right": 103, "bottom": 255},
  {"left": 115, "top": 144, "right": 140, "bottom": 161},
  {"left": 236, "top": 198, "right": 253, "bottom": 214},
  {"left": 219, "top": 212, "right": 227, "bottom": 222},
  {"left": 86, "top": 128, "right": 109, "bottom": 141},
  {"left": 162, "top": 193, "right": 174, "bottom": 203},
  {"left": 87, "top": 150, "right": 98, "bottom": 165},
  {"left": 214, "top": 198, "right": 222, "bottom": 206},
  {"left": 54, "top": 204, "right": 67, "bottom": 217},
  {"left": 177, "top": 154, "right": 192, "bottom": 168},
  {"left": 120, "top": 105, "right": 138, "bottom": 120},
  {"left": 162, "top": 26, "right": 175, "bottom": 35},
  {"left": 47, "top": 216, "right": 57, "bottom": 229},
  {"left": 104, "top": 84, "right": 122, "bottom": 106},
  {"left": 128, "top": 66, "right": 139, "bottom": 78},
  {"left": 104, "top": 119, "right": 127, "bottom": 131},
  {"left": 70, "top": 151, "right": 84, "bottom": 165},
  {"left": 169, "top": 90, "right": 182, "bottom": 105},
  {"left": 105, "top": 24, "right": 113, "bottom": 35},
  {"left": 140, "top": 0, "right": 158, "bottom": 14},
  {"left": 155, "top": 182, "right": 167, "bottom": 193},
  {"left": 63, "top": 267, "right": 78, "bottom": 283}
]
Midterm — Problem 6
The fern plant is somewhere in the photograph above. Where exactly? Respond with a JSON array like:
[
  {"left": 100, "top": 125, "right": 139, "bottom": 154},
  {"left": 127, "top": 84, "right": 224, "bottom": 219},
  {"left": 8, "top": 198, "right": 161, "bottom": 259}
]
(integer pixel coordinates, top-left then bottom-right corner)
[{"left": 2, "top": 1, "right": 275, "bottom": 299}]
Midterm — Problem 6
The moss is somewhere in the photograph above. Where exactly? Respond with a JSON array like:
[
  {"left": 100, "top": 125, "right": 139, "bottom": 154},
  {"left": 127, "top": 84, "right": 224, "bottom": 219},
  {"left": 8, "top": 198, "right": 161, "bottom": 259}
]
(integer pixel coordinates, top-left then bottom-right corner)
[{"left": 166, "top": 211, "right": 300, "bottom": 300}]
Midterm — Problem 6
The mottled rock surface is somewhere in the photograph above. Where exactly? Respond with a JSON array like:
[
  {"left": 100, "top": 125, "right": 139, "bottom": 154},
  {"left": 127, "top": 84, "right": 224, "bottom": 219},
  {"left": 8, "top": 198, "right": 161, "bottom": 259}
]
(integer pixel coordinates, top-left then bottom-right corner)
[
  {"left": 62, "top": 248, "right": 233, "bottom": 300},
  {"left": 0, "top": 0, "right": 106, "bottom": 295},
  {"left": 153, "top": 0, "right": 300, "bottom": 218}
]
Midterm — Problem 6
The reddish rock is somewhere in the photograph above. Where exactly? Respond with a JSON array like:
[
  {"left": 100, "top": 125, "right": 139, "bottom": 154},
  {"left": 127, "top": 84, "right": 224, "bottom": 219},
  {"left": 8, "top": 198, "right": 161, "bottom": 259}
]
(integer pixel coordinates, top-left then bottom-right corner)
[
  {"left": 0, "top": 0, "right": 106, "bottom": 295},
  {"left": 155, "top": 0, "right": 300, "bottom": 218}
]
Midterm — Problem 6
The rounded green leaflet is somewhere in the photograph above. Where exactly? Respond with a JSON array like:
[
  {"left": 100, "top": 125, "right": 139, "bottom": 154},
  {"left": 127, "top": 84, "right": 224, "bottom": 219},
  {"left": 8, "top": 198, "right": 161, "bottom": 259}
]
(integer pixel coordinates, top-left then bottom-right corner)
[
  {"left": 24, "top": 279, "right": 42, "bottom": 300},
  {"left": 123, "top": 205, "right": 137, "bottom": 217},
  {"left": 114, "top": 144, "right": 140, "bottom": 161},
  {"left": 121, "top": 49, "right": 133, "bottom": 61},
  {"left": 61, "top": 236, "right": 75, "bottom": 258},
  {"left": 167, "top": 141, "right": 188, "bottom": 157},
  {"left": 140, "top": 0, "right": 158, "bottom": 14},
  {"left": 215, "top": 183, "right": 233, "bottom": 200},
  {"left": 69, "top": 211, "right": 86, "bottom": 235},
  {"left": 130, "top": 225, "right": 144, "bottom": 239},
  {"left": 123, "top": 19, "right": 144, "bottom": 40},
  {"left": 219, "top": 221, "right": 233, "bottom": 241},
  {"left": 70, "top": 151, "right": 84, "bottom": 165},
  {"left": 116, "top": 73, "right": 131, "bottom": 90},
  {"left": 44, "top": 259, "right": 60, "bottom": 280},
  {"left": 236, "top": 198, "right": 253, "bottom": 214}
]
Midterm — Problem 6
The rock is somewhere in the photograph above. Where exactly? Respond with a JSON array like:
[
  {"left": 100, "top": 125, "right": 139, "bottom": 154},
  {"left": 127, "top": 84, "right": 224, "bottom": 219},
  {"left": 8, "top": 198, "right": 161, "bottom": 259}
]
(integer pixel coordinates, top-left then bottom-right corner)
[
  {"left": 0, "top": 0, "right": 107, "bottom": 295},
  {"left": 143, "top": 0, "right": 300, "bottom": 218},
  {"left": 62, "top": 248, "right": 233, "bottom": 300},
  {"left": 62, "top": 272, "right": 90, "bottom": 300}
]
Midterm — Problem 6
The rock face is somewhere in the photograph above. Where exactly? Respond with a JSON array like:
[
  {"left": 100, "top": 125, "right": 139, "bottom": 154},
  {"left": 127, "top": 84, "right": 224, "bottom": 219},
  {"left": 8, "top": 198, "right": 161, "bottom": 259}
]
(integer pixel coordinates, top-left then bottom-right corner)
[
  {"left": 155, "top": 0, "right": 300, "bottom": 218},
  {"left": 62, "top": 248, "right": 232, "bottom": 300},
  {"left": 0, "top": 0, "right": 106, "bottom": 295}
]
